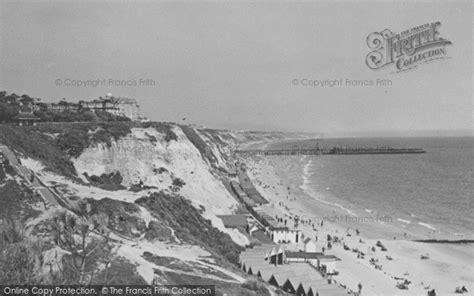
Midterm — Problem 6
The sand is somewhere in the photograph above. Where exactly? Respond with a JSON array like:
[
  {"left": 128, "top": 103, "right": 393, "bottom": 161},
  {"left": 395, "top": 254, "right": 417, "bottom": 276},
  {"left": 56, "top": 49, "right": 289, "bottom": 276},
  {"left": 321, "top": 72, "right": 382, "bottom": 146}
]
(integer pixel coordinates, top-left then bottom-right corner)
[{"left": 241, "top": 154, "right": 473, "bottom": 296}]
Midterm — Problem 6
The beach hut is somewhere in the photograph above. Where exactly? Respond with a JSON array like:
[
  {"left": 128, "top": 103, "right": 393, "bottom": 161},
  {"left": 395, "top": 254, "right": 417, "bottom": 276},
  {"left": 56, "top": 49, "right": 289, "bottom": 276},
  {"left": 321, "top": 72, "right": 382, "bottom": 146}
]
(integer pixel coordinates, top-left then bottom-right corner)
[
  {"left": 269, "top": 246, "right": 284, "bottom": 265},
  {"left": 303, "top": 238, "right": 317, "bottom": 252},
  {"left": 269, "top": 247, "right": 284, "bottom": 265},
  {"left": 296, "top": 283, "right": 307, "bottom": 296},
  {"left": 295, "top": 281, "right": 317, "bottom": 296},
  {"left": 227, "top": 166, "right": 238, "bottom": 178},
  {"left": 267, "top": 223, "right": 301, "bottom": 244},
  {"left": 317, "top": 255, "right": 340, "bottom": 275},
  {"left": 284, "top": 251, "right": 324, "bottom": 265},
  {"left": 282, "top": 278, "right": 298, "bottom": 294},
  {"left": 247, "top": 266, "right": 254, "bottom": 275}
]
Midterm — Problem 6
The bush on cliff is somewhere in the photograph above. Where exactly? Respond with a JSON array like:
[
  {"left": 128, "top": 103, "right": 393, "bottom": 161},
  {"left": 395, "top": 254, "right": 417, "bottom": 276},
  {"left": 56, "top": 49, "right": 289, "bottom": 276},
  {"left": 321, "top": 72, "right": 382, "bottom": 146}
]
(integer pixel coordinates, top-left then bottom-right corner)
[
  {"left": 142, "top": 122, "right": 177, "bottom": 142},
  {"left": 180, "top": 125, "right": 218, "bottom": 165},
  {"left": 0, "top": 125, "right": 78, "bottom": 178},
  {"left": 83, "top": 171, "right": 126, "bottom": 191}
]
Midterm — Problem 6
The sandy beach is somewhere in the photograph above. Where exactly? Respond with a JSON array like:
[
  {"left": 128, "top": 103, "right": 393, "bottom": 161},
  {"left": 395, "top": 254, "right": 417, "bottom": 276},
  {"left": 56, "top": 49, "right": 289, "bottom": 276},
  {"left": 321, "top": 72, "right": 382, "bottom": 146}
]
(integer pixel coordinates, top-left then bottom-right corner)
[{"left": 240, "top": 153, "right": 474, "bottom": 296}]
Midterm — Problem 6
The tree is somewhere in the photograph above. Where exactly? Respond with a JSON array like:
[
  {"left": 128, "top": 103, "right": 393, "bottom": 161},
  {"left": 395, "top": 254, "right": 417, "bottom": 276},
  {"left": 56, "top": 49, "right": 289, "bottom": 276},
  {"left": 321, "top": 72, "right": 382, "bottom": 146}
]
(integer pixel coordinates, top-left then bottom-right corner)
[
  {"left": 20, "top": 94, "right": 35, "bottom": 105},
  {"left": 50, "top": 202, "right": 116, "bottom": 284},
  {"left": 0, "top": 219, "right": 48, "bottom": 284},
  {"left": 0, "top": 102, "right": 20, "bottom": 122}
]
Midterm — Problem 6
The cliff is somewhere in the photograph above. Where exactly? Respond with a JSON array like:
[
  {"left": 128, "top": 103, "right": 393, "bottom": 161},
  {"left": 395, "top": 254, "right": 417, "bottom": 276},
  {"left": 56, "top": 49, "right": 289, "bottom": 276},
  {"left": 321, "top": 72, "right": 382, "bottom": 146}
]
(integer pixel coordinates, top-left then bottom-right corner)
[{"left": 0, "top": 122, "right": 293, "bottom": 294}]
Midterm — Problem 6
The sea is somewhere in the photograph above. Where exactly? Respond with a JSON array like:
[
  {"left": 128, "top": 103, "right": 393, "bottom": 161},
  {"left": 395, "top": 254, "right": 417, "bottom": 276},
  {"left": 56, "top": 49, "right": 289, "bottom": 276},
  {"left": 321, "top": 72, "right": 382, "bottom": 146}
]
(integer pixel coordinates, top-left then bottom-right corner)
[{"left": 268, "top": 136, "right": 474, "bottom": 239}]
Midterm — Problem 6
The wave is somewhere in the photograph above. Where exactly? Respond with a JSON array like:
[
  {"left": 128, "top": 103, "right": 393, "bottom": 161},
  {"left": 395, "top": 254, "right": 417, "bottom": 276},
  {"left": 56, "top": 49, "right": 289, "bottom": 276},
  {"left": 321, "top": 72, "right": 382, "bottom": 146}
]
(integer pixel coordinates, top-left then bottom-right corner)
[
  {"left": 299, "top": 157, "right": 314, "bottom": 191},
  {"left": 299, "top": 158, "right": 356, "bottom": 216},
  {"left": 397, "top": 218, "right": 412, "bottom": 224},
  {"left": 418, "top": 222, "right": 437, "bottom": 231}
]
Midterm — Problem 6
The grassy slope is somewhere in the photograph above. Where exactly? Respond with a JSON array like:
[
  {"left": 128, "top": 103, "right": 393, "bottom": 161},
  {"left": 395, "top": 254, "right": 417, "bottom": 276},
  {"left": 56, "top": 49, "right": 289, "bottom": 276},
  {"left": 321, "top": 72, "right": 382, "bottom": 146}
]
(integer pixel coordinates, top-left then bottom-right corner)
[{"left": 136, "top": 192, "right": 244, "bottom": 265}]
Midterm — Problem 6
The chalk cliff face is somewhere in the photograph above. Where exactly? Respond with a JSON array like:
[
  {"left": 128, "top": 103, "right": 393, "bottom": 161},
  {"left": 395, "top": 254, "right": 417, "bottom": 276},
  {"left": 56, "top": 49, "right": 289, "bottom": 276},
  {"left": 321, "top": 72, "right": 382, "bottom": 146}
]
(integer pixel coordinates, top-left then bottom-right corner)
[
  {"left": 73, "top": 126, "right": 249, "bottom": 245},
  {"left": 1, "top": 122, "right": 300, "bottom": 291}
]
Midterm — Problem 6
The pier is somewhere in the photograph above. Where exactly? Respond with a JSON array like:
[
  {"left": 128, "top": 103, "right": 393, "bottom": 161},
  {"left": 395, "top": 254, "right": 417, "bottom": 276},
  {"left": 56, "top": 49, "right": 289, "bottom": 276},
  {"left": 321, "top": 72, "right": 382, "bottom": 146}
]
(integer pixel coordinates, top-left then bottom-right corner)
[{"left": 234, "top": 146, "right": 426, "bottom": 156}]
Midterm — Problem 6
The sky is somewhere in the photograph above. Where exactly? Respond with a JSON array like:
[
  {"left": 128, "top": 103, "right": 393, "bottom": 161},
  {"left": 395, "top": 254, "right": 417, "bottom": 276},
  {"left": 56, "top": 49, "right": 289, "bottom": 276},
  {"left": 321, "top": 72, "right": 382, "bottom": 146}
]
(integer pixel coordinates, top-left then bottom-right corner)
[{"left": 0, "top": 0, "right": 472, "bottom": 135}]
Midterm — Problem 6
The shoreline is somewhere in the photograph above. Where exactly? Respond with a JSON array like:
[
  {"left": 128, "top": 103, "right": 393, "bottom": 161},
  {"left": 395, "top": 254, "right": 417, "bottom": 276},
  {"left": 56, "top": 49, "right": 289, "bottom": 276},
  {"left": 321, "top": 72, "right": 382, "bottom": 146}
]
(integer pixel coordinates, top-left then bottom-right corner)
[
  {"left": 239, "top": 153, "right": 474, "bottom": 296},
  {"left": 412, "top": 239, "right": 474, "bottom": 244}
]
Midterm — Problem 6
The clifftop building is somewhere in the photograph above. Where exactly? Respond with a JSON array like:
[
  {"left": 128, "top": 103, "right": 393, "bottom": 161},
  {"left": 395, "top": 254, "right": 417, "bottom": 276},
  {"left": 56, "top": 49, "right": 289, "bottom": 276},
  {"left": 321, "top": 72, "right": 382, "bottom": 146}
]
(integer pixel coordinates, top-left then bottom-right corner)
[{"left": 78, "top": 93, "right": 141, "bottom": 121}]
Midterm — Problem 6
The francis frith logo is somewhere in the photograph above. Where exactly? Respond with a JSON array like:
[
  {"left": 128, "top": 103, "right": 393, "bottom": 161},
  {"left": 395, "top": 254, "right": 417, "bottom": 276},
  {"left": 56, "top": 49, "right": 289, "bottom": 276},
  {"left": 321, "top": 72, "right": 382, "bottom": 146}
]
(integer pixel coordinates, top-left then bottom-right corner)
[{"left": 366, "top": 22, "right": 452, "bottom": 72}]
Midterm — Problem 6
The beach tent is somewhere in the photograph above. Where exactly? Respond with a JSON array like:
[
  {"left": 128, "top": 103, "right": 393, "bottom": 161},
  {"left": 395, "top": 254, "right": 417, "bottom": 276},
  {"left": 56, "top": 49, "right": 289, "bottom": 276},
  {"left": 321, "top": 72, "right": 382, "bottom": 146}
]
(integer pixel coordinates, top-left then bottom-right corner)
[{"left": 313, "top": 285, "right": 347, "bottom": 296}]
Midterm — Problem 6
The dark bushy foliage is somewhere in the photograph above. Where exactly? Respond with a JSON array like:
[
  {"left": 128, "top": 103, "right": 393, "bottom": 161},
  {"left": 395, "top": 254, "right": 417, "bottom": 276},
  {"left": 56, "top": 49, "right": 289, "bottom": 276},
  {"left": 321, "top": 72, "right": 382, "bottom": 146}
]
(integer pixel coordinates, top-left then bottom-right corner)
[
  {"left": 0, "top": 123, "right": 134, "bottom": 177},
  {"left": 83, "top": 172, "right": 126, "bottom": 191},
  {"left": 0, "top": 181, "right": 42, "bottom": 224},
  {"left": 86, "top": 198, "right": 145, "bottom": 238},
  {"left": 0, "top": 125, "right": 78, "bottom": 178},
  {"left": 92, "top": 257, "right": 147, "bottom": 285},
  {"left": 180, "top": 125, "right": 217, "bottom": 165},
  {"left": 170, "top": 177, "right": 186, "bottom": 192},
  {"left": 142, "top": 122, "right": 177, "bottom": 142},
  {"left": 52, "top": 122, "right": 133, "bottom": 158},
  {"left": 0, "top": 156, "right": 16, "bottom": 181},
  {"left": 136, "top": 192, "right": 243, "bottom": 265}
]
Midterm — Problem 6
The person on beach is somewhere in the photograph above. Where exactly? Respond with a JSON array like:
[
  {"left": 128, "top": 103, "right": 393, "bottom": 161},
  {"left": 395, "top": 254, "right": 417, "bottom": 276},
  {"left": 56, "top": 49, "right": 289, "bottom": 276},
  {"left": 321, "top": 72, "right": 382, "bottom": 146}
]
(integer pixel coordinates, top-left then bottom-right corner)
[{"left": 357, "top": 283, "right": 363, "bottom": 295}]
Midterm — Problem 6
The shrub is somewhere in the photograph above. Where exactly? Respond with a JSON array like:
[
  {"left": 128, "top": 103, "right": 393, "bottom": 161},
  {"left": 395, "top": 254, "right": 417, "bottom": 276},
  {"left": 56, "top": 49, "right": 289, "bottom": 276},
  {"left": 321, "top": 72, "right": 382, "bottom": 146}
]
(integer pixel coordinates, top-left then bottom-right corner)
[
  {"left": 83, "top": 171, "right": 126, "bottom": 191},
  {"left": 170, "top": 177, "right": 186, "bottom": 192},
  {"left": 180, "top": 125, "right": 217, "bottom": 165},
  {"left": 0, "top": 125, "right": 77, "bottom": 178},
  {"left": 142, "top": 122, "right": 177, "bottom": 142}
]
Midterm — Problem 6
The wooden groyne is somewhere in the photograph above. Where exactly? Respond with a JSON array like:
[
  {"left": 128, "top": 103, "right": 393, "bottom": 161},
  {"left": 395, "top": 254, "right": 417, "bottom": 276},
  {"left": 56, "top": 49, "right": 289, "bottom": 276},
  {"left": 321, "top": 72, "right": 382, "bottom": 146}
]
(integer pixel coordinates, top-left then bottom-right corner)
[{"left": 235, "top": 147, "right": 426, "bottom": 156}]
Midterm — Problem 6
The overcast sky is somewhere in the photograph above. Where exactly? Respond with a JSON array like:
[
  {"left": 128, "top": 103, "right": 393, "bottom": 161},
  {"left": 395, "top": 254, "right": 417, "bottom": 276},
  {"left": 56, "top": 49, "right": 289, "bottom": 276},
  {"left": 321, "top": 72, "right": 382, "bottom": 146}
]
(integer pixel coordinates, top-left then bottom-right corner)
[{"left": 0, "top": 0, "right": 472, "bottom": 135}]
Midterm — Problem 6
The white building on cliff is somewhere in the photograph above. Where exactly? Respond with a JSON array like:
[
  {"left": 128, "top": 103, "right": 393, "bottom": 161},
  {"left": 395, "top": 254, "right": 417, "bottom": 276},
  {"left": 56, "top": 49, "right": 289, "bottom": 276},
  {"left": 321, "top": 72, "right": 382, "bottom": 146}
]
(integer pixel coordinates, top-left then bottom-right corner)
[{"left": 105, "top": 93, "right": 141, "bottom": 121}]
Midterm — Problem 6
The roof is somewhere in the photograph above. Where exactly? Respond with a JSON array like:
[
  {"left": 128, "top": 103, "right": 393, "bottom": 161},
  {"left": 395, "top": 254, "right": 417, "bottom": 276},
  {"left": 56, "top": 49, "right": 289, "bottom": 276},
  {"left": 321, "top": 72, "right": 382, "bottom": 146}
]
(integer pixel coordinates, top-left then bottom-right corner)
[
  {"left": 218, "top": 215, "right": 248, "bottom": 228},
  {"left": 285, "top": 251, "right": 324, "bottom": 259},
  {"left": 252, "top": 229, "right": 275, "bottom": 244},
  {"left": 317, "top": 254, "right": 341, "bottom": 261}
]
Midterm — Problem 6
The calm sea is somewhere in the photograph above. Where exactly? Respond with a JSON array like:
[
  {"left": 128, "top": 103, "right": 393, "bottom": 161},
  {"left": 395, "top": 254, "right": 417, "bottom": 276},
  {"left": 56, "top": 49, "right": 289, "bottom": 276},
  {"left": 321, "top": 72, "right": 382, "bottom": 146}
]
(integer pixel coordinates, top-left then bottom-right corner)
[{"left": 269, "top": 137, "right": 474, "bottom": 239}]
